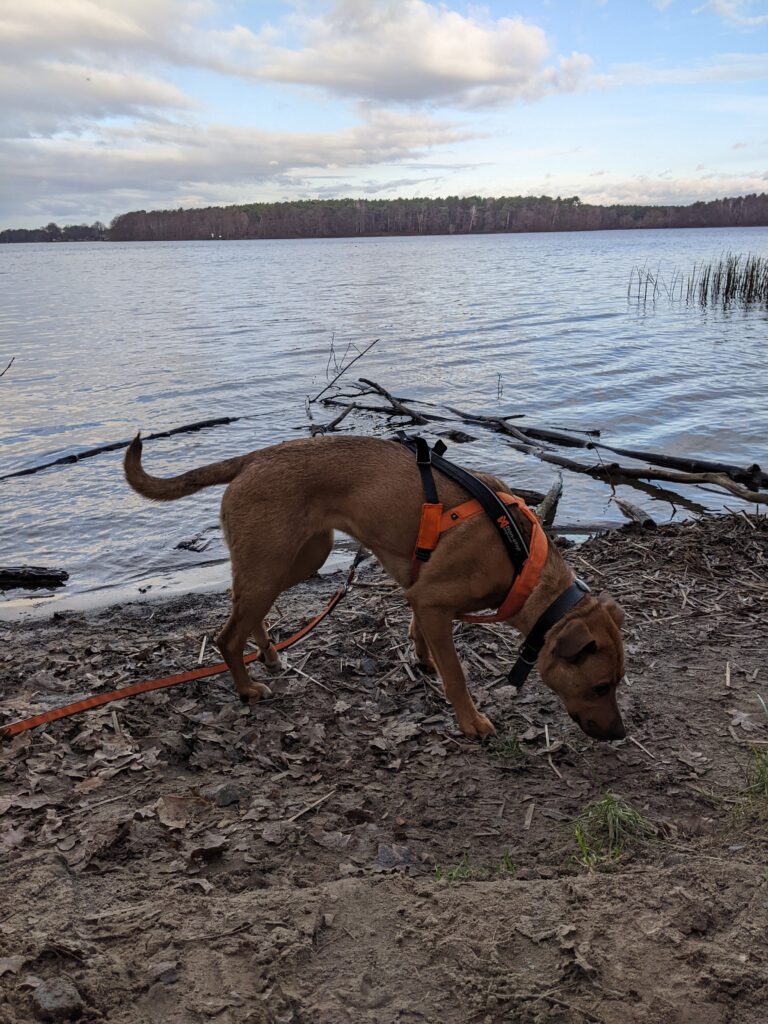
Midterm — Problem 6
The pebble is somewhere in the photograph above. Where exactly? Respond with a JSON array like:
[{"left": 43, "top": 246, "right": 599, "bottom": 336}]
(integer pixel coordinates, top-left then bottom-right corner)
[
  {"left": 32, "top": 978, "right": 83, "bottom": 1021},
  {"left": 203, "top": 782, "right": 249, "bottom": 807}
]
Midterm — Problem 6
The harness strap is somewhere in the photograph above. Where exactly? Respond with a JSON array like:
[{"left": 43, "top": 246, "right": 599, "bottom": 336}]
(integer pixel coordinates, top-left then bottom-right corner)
[
  {"left": 395, "top": 432, "right": 593, "bottom": 689},
  {"left": 410, "top": 437, "right": 443, "bottom": 575},
  {"left": 395, "top": 432, "right": 529, "bottom": 573}
]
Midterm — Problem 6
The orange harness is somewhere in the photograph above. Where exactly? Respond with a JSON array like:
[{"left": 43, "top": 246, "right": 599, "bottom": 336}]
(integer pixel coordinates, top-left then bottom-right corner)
[{"left": 412, "top": 492, "right": 549, "bottom": 622}]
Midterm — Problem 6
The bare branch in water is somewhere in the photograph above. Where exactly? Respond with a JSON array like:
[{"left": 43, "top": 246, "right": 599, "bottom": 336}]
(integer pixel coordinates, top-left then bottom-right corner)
[
  {"left": 310, "top": 338, "right": 379, "bottom": 403},
  {"left": 0, "top": 356, "right": 14, "bottom": 379}
]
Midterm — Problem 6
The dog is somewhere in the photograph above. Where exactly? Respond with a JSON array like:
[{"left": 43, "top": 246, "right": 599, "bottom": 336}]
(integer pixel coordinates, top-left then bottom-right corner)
[{"left": 124, "top": 434, "right": 626, "bottom": 742}]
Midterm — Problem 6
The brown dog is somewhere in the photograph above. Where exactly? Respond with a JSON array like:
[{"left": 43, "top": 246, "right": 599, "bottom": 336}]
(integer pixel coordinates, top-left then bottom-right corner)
[{"left": 124, "top": 434, "right": 626, "bottom": 741}]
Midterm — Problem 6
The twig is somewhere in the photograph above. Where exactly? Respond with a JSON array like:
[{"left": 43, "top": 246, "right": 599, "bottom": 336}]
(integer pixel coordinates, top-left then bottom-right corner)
[
  {"left": 358, "top": 378, "right": 429, "bottom": 424},
  {"left": 311, "top": 339, "right": 379, "bottom": 403},
  {"left": 287, "top": 788, "right": 337, "bottom": 823},
  {"left": 0, "top": 356, "right": 14, "bottom": 380},
  {"left": 628, "top": 735, "right": 655, "bottom": 759},
  {"left": 309, "top": 403, "right": 356, "bottom": 436}
]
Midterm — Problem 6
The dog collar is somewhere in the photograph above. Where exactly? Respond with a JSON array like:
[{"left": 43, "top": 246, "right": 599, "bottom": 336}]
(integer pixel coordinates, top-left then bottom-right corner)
[{"left": 507, "top": 578, "right": 591, "bottom": 689}]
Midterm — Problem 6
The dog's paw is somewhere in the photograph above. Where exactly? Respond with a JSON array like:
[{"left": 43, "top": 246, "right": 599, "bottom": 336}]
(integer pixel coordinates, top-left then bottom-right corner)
[
  {"left": 416, "top": 658, "right": 437, "bottom": 676},
  {"left": 237, "top": 680, "right": 273, "bottom": 702},
  {"left": 262, "top": 653, "right": 283, "bottom": 674},
  {"left": 459, "top": 714, "right": 496, "bottom": 740}
]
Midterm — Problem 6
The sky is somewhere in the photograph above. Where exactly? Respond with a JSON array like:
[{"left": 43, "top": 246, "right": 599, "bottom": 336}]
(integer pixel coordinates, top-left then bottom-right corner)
[{"left": 1, "top": 0, "right": 767, "bottom": 228}]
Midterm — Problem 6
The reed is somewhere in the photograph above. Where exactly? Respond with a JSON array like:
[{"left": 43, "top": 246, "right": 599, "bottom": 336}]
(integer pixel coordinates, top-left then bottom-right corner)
[{"left": 629, "top": 253, "right": 768, "bottom": 310}]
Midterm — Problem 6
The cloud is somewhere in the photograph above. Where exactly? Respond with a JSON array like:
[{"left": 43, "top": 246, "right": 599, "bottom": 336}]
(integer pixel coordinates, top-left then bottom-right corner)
[
  {"left": 0, "top": 61, "right": 194, "bottom": 137},
  {"left": 575, "top": 170, "right": 768, "bottom": 205},
  {"left": 603, "top": 51, "right": 768, "bottom": 87},
  {"left": 698, "top": 1, "right": 768, "bottom": 26},
  {"left": 0, "top": 109, "right": 473, "bottom": 223},
  {"left": 251, "top": 1, "right": 592, "bottom": 107}
]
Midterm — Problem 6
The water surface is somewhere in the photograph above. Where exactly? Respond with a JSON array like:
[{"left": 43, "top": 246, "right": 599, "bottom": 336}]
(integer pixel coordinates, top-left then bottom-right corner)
[{"left": 1, "top": 228, "right": 766, "bottom": 615}]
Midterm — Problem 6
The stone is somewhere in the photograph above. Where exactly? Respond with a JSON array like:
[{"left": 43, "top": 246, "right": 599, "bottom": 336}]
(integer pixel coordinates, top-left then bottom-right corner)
[
  {"left": 203, "top": 782, "right": 249, "bottom": 807},
  {"left": 32, "top": 978, "right": 83, "bottom": 1021}
]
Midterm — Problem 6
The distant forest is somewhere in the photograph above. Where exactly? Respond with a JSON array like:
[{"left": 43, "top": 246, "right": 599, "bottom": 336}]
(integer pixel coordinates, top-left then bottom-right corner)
[
  {"left": 4, "top": 193, "right": 768, "bottom": 243},
  {"left": 0, "top": 221, "right": 106, "bottom": 243}
]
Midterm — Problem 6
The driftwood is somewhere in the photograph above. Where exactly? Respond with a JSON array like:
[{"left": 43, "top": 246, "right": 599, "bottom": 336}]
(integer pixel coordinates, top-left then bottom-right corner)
[
  {"left": 0, "top": 566, "right": 69, "bottom": 590},
  {"left": 358, "top": 379, "right": 431, "bottom": 424},
  {"left": 0, "top": 416, "right": 240, "bottom": 482},
  {"left": 589, "top": 441, "right": 767, "bottom": 490},
  {"left": 309, "top": 404, "right": 356, "bottom": 436},
  {"left": 534, "top": 473, "right": 563, "bottom": 528},
  {"left": 500, "top": 438, "right": 768, "bottom": 506},
  {"left": 324, "top": 378, "right": 768, "bottom": 506},
  {"left": 613, "top": 498, "right": 656, "bottom": 530}
]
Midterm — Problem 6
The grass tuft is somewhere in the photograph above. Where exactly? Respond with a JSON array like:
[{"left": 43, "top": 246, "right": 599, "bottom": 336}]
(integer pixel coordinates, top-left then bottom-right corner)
[
  {"left": 573, "top": 793, "right": 658, "bottom": 867},
  {"left": 747, "top": 748, "right": 768, "bottom": 799},
  {"left": 490, "top": 729, "right": 526, "bottom": 765},
  {"left": 434, "top": 849, "right": 518, "bottom": 882}
]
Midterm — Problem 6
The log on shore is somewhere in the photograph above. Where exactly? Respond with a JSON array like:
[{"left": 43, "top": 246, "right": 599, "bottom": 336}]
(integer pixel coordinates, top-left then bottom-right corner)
[{"left": 0, "top": 566, "right": 69, "bottom": 590}]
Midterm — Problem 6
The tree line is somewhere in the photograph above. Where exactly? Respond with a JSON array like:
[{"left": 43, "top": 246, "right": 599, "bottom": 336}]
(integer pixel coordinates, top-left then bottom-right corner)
[
  {"left": 108, "top": 193, "right": 768, "bottom": 240},
  {"left": 0, "top": 221, "right": 107, "bottom": 243},
  {"left": 4, "top": 194, "right": 768, "bottom": 243}
]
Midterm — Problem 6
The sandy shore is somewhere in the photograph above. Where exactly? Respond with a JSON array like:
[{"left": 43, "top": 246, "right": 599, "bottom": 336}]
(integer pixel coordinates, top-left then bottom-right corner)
[{"left": 1, "top": 513, "right": 767, "bottom": 1023}]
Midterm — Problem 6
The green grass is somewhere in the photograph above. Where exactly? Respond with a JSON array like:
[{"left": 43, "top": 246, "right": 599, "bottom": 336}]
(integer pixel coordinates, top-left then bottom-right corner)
[
  {"left": 434, "top": 850, "right": 518, "bottom": 883},
  {"left": 572, "top": 794, "right": 658, "bottom": 867},
  {"left": 747, "top": 748, "right": 768, "bottom": 799},
  {"left": 434, "top": 854, "right": 474, "bottom": 882},
  {"left": 495, "top": 849, "right": 517, "bottom": 878},
  {"left": 490, "top": 729, "right": 526, "bottom": 765}
]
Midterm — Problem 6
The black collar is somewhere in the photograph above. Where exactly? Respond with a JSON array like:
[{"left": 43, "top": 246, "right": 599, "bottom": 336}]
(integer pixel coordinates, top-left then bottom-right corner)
[{"left": 507, "top": 578, "right": 591, "bottom": 689}]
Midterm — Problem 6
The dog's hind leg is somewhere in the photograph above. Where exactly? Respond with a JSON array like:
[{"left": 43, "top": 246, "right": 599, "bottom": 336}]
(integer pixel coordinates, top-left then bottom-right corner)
[
  {"left": 408, "top": 612, "right": 436, "bottom": 674},
  {"left": 409, "top": 604, "right": 495, "bottom": 739},
  {"left": 217, "top": 586, "right": 280, "bottom": 701}
]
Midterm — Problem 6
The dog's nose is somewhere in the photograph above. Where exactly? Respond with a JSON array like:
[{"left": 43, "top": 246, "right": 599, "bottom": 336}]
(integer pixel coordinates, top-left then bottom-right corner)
[
  {"left": 584, "top": 716, "right": 626, "bottom": 742},
  {"left": 608, "top": 718, "right": 626, "bottom": 741}
]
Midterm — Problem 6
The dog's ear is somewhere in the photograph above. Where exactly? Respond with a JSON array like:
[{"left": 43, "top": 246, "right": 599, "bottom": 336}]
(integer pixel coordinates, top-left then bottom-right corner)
[
  {"left": 598, "top": 592, "right": 625, "bottom": 627},
  {"left": 554, "top": 619, "right": 596, "bottom": 660}
]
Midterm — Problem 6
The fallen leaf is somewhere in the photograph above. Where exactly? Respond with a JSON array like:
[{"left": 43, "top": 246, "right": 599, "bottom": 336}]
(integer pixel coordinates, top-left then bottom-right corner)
[{"left": 0, "top": 956, "right": 24, "bottom": 977}]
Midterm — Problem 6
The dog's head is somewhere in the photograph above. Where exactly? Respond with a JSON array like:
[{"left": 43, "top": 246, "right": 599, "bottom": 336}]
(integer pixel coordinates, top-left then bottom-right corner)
[{"left": 537, "top": 593, "right": 626, "bottom": 741}]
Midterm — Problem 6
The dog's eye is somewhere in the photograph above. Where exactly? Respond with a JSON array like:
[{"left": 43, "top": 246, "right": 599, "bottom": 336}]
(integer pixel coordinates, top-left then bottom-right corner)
[{"left": 593, "top": 683, "right": 612, "bottom": 697}]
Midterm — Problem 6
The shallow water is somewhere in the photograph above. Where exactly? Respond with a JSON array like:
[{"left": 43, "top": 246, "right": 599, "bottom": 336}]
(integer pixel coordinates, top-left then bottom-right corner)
[{"left": 1, "top": 227, "right": 766, "bottom": 615}]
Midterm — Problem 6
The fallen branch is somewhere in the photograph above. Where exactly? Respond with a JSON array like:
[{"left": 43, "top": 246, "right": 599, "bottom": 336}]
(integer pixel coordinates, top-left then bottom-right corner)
[
  {"left": 500, "top": 438, "right": 768, "bottom": 506},
  {"left": 589, "top": 441, "right": 766, "bottom": 490},
  {"left": 0, "top": 416, "right": 239, "bottom": 482},
  {"left": 358, "top": 378, "right": 430, "bottom": 424},
  {"left": 310, "top": 338, "right": 379, "bottom": 403},
  {"left": 534, "top": 473, "right": 563, "bottom": 528},
  {"left": 613, "top": 498, "right": 656, "bottom": 530},
  {"left": 309, "top": 404, "right": 356, "bottom": 436}
]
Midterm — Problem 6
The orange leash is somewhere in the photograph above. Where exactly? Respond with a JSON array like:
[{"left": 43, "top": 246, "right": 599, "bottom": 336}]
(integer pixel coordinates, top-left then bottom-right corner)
[{"left": 0, "top": 554, "right": 363, "bottom": 741}]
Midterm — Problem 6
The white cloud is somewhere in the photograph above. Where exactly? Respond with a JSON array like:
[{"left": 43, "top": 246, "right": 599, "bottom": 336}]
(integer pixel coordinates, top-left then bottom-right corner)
[
  {"left": 0, "top": 61, "right": 194, "bottom": 137},
  {"left": 252, "top": 1, "right": 592, "bottom": 107},
  {"left": 0, "top": 109, "right": 473, "bottom": 223},
  {"left": 699, "top": 1, "right": 768, "bottom": 26},
  {"left": 572, "top": 170, "right": 768, "bottom": 205}
]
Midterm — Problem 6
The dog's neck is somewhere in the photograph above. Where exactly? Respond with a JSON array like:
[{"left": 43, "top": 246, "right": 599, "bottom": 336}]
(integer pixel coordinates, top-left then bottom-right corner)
[{"left": 508, "top": 539, "right": 575, "bottom": 637}]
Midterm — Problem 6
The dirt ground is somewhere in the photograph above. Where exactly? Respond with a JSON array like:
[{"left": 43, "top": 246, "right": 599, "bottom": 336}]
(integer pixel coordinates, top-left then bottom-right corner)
[{"left": 1, "top": 513, "right": 767, "bottom": 1024}]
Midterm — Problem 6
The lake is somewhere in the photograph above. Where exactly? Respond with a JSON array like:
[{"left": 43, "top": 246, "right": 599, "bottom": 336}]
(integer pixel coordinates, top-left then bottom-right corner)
[{"left": 1, "top": 227, "right": 766, "bottom": 616}]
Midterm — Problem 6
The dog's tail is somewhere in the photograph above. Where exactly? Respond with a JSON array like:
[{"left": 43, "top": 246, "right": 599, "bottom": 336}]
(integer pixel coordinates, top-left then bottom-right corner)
[{"left": 123, "top": 434, "right": 253, "bottom": 502}]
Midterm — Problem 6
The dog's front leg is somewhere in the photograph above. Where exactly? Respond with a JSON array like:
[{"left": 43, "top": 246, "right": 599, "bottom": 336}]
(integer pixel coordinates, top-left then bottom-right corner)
[{"left": 410, "top": 605, "right": 496, "bottom": 739}]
